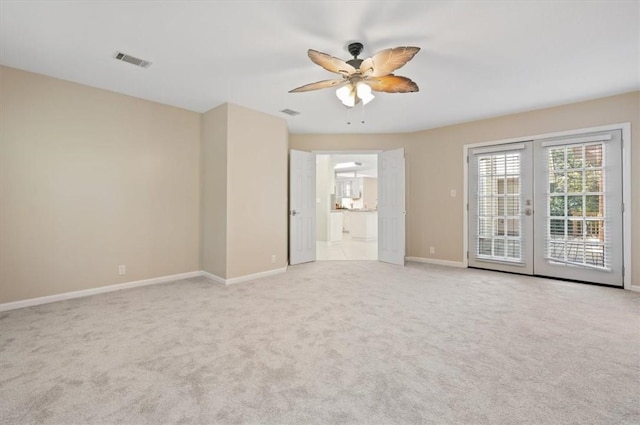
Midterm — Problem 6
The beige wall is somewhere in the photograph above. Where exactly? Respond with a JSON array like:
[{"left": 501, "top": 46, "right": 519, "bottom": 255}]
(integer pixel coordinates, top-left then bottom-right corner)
[
  {"left": 292, "top": 91, "right": 639, "bottom": 285},
  {"left": 200, "top": 103, "right": 289, "bottom": 280},
  {"left": 407, "top": 91, "right": 639, "bottom": 273},
  {"left": 2, "top": 63, "right": 637, "bottom": 304},
  {"left": 0, "top": 66, "right": 201, "bottom": 303},
  {"left": 200, "top": 104, "right": 228, "bottom": 278},
  {"left": 226, "top": 104, "right": 288, "bottom": 278}
]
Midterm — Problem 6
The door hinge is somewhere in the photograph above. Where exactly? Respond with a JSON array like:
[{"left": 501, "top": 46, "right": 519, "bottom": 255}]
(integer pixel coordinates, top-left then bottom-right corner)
[
  {"left": 466, "top": 155, "right": 469, "bottom": 164},
  {"left": 466, "top": 203, "right": 469, "bottom": 211},
  {"left": 466, "top": 251, "right": 469, "bottom": 259},
  {"left": 622, "top": 202, "right": 625, "bottom": 213},
  {"left": 622, "top": 265, "right": 625, "bottom": 277}
]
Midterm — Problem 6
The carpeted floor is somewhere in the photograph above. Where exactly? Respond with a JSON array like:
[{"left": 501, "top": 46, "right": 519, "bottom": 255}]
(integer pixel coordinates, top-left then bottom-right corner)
[{"left": 1, "top": 261, "right": 638, "bottom": 425}]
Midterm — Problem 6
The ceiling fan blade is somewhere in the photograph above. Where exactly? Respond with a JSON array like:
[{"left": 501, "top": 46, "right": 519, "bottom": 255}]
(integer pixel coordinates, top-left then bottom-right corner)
[
  {"left": 366, "top": 46, "right": 420, "bottom": 78},
  {"left": 289, "top": 79, "right": 345, "bottom": 93},
  {"left": 359, "top": 57, "right": 374, "bottom": 78},
  {"left": 366, "top": 75, "right": 419, "bottom": 93},
  {"left": 308, "top": 49, "right": 356, "bottom": 76}
]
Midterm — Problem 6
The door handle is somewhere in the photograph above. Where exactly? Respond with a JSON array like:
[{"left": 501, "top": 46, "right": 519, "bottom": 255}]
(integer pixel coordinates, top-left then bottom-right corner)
[
  {"left": 524, "top": 208, "right": 532, "bottom": 216},
  {"left": 290, "top": 209, "right": 298, "bottom": 216}
]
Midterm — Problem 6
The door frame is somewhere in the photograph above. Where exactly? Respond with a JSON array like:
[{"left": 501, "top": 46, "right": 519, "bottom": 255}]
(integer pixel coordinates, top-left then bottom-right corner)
[
  {"left": 307, "top": 149, "right": 389, "bottom": 263},
  {"left": 463, "top": 122, "right": 632, "bottom": 290},
  {"left": 312, "top": 148, "right": 382, "bottom": 238},
  {"left": 313, "top": 149, "right": 381, "bottom": 251}
]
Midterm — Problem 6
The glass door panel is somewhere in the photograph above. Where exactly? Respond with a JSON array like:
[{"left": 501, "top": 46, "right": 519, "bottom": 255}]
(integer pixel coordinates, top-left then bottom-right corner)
[
  {"left": 469, "top": 143, "right": 533, "bottom": 274},
  {"left": 533, "top": 131, "right": 623, "bottom": 286}
]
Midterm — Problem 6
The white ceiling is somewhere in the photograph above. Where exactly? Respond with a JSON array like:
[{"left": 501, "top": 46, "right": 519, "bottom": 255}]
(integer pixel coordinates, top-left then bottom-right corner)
[{"left": 1, "top": 1, "right": 638, "bottom": 135}]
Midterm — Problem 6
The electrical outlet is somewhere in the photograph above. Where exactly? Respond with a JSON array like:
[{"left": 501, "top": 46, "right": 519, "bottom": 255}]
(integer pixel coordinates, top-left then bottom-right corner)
[
  {"left": 118, "top": 265, "right": 126, "bottom": 275},
  {"left": 271, "top": 255, "right": 276, "bottom": 263},
  {"left": 429, "top": 246, "right": 435, "bottom": 254}
]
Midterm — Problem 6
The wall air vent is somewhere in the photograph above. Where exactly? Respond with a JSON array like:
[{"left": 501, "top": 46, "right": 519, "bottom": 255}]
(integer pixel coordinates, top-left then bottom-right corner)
[
  {"left": 280, "top": 109, "right": 301, "bottom": 116},
  {"left": 113, "top": 51, "right": 152, "bottom": 69}
]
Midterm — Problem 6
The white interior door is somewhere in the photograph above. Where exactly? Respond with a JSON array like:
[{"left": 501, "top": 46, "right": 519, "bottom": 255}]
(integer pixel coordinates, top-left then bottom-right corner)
[
  {"left": 378, "top": 148, "right": 406, "bottom": 265},
  {"left": 469, "top": 143, "right": 534, "bottom": 274},
  {"left": 289, "top": 150, "right": 316, "bottom": 265}
]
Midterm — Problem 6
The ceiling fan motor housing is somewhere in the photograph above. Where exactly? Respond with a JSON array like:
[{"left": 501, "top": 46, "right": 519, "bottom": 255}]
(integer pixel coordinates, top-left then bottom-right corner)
[
  {"left": 347, "top": 58, "right": 363, "bottom": 68},
  {"left": 348, "top": 42, "right": 364, "bottom": 58},
  {"left": 346, "top": 42, "right": 365, "bottom": 68}
]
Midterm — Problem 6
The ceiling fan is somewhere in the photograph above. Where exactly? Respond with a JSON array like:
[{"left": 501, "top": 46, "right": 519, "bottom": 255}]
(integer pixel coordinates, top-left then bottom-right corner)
[{"left": 289, "top": 42, "right": 420, "bottom": 108}]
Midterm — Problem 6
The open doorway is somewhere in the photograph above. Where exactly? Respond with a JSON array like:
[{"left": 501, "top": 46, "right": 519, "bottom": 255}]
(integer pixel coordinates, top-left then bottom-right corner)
[
  {"left": 315, "top": 153, "right": 378, "bottom": 260},
  {"left": 289, "top": 148, "right": 405, "bottom": 266}
]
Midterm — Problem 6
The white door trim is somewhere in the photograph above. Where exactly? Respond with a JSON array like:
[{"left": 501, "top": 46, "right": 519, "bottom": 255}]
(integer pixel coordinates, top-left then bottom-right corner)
[{"left": 463, "top": 122, "right": 632, "bottom": 289}]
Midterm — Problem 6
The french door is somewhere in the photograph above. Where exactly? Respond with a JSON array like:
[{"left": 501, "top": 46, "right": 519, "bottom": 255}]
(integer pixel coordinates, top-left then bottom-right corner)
[
  {"left": 469, "top": 130, "right": 623, "bottom": 287},
  {"left": 469, "top": 142, "right": 534, "bottom": 274}
]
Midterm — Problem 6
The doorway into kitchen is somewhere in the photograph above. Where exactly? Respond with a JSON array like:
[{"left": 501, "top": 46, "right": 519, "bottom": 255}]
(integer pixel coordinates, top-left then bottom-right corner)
[{"left": 315, "top": 153, "right": 378, "bottom": 260}]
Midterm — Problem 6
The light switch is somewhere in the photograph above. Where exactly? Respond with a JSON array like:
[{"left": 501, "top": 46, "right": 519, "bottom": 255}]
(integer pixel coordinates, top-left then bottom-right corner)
[{"left": 450, "top": 189, "right": 456, "bottom": 198}]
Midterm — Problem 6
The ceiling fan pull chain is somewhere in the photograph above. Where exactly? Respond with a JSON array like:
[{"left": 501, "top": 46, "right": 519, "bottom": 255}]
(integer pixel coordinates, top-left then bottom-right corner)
[
  {"left": 346, "top": 106, "right": 352, "bottom": 125},
  {"left": 361, "top": 102, "right": 366, "bottom": 124}
]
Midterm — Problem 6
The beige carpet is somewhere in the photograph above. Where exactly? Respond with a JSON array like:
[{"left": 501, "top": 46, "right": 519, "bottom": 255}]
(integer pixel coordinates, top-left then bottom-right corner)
[{"left": 1, "top": 261, "right": 638, "bottom": 424}]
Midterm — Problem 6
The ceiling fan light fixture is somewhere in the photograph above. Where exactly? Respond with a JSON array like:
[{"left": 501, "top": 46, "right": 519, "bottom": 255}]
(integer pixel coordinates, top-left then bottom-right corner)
[
  {"left": 356, "top": 82, "right": 375, "bottom": 105},
  {"left": 336, "top": 82, "right": 374, "bottom": 108},
  {"left": 336, "top": 85, "right": 356, "bottom": 107}
]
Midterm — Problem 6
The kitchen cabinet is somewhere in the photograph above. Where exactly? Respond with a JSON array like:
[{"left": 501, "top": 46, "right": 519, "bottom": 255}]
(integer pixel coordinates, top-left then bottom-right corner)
[
  {"left": 343, "top": 211, "right": 351, "bottom": 232},
  {"left": 329, "top": 212, "right": 344, "bottom": 242},
  {"left": 349, "top": 211, "right": 378, "bottom": 240}
]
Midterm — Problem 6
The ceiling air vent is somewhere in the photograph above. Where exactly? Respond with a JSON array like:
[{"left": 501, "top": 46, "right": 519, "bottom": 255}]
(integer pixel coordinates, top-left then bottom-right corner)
[
  {"left": 280, "top": 109, "right": 300, "bottom": 116},
  {"left": 113, "top": 51, "right": 152, "bottom": 69}
]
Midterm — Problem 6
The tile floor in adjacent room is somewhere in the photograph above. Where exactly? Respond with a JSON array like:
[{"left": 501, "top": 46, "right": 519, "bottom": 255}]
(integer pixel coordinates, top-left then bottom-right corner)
[{"left": 316, "top": 232, "right": 377, "bottom": 260}]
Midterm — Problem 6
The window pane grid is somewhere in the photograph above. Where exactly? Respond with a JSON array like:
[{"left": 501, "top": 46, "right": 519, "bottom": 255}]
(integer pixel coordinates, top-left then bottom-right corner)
[
  {"left": 545, "top": 143, "right": 607, "bottom": 268},
  {"left": 476, "top": 152, "right": 522, "bottom": 261}
]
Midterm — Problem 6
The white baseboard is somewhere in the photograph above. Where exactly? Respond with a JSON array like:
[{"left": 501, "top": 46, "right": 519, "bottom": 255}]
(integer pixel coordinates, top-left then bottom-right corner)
[
  {"left": 201, "top": 266, "right": 288, "bottom": 286},
  {"left": 1, "top": 266, "right": 292, "bottom": 312},
  {"left": 3, "top": 262, "right": 631, "bottom": 311},
  {"left": 200, "top": 271, "right": 226, "bottom": 285},
  {"left": 407, "top": 258, "right": 639, "bottom": 291},
  {"left": 406, "top": 257, "right": 466, "bottom": 268},
  {"left": 0, "top": 271, "right": 202, "bottom": 312}
]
